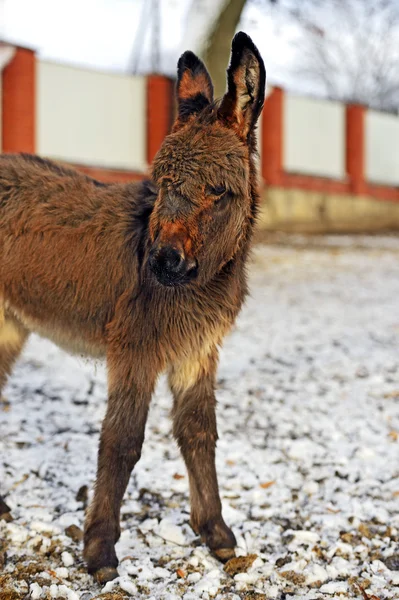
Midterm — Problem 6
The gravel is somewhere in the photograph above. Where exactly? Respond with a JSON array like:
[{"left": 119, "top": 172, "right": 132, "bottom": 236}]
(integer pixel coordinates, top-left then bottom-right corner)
[{"left": 1, "top": 235, "right": 399, "bottom": 599}]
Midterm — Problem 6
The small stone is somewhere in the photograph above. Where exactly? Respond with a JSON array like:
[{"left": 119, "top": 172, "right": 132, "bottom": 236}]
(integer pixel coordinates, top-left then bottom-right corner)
[
  {"left": 320, "top": 581, "right": 348, "bottom": 594},
  {"left": 292, "top": 530, "right": 320, "bottom": 544},
  {"left": 0, "top": 511, "right": 13, "bottom": 522},
  {"left": 275, "top": 555, "right": 291, "bottom": 568},
  {"left": 356, "top": 367, "right": 369, "bottom": 378},
  {"left": 119, "top": 577, "right": 138, "bottom": 595},
  {"left": 65, "top": 524, "right": 83, "bottom": 543},
  {"left": 384, "top": 554, "right": 399, "bottom": 571},
  {"left": 61, "top": 551, "right": 74, "bottom": 567},
  {"left": 224, "top": 554, "right": 258, "bottom": 576},
  {"left": 0, "top": 496, "right": 10, "bottom": 514},
  {"left": 76, "top": 485, "right": 88, "bottom": 506},
  {"left": 358, "top": 523, "right": 373, "bottom": 539},
  {"left": 55, "top": 566, "right": 69, "bottom": 579},
  {"left": 30, "top": 582, "right": 42, "bottom": 600},
  {"left": 157, "top": 519, "right": 186, "bottom": 545},
  {"left": 50, "top": 584, "right": 58, "bottom": 598},
  {"left": 187, "top": 572, "right": 201, "bottom": 583},
  {"left": 280, "top": 570, "right": 306, "bottom": 585}
]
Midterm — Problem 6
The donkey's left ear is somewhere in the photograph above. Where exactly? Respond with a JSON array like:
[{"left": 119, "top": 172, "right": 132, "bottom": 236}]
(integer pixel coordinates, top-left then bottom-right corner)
[
  {"left": 175, "top": 51, "right": 214, "bottom": 124},
  {"left": 218, "top": 32, "right": 266, "bottom": 139}
]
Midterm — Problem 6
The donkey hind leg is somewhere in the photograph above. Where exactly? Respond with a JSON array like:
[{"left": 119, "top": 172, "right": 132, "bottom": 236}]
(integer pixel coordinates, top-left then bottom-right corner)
[
  {"left": 0, "top": 311, "right": 29, "bottom": 396},
  {"left": 84, "top": 350, "right": 157, "bottom": 584},
  {"left": 169, "top": 349, "right": 236, "bottom": 562},
  {"left": 0, "top": 312, "right": 29, "bottom": 517}
]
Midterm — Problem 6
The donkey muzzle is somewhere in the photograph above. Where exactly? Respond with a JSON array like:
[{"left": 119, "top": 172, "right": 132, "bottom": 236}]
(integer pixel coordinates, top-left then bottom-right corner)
[{"left": 148, "top": 245, "right": 198, "bottom": 286}]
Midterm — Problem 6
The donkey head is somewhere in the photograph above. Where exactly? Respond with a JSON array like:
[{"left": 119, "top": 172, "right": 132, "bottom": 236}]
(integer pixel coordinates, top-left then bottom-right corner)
[{"left": 148, "top": 32, "right": 265, "bottom": 287}]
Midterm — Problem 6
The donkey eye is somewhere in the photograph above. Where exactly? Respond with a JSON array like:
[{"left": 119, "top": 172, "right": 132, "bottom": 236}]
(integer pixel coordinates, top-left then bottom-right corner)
[{"left": 208, "top": 185, "right": 226, "bottom": 197}]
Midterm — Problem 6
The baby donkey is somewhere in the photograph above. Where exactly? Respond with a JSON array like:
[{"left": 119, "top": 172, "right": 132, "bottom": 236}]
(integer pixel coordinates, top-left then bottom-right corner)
[{"left": 0, "top": 32, "right": 265, "bottom": 582}]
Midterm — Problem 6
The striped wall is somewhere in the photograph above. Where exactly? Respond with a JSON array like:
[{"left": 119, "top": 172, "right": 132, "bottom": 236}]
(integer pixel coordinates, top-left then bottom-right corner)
[{"left": 1, "top": 43, "right": 399, "bottom": 203}]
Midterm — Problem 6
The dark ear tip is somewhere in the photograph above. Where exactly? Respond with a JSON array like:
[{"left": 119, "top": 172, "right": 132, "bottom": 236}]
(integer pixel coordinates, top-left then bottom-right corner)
[
  {"left": 177, "top": 50, "right": 203, "bottom": 77},
  {"left": 232, "top": 31, "right": 252, "bottom": 47},
  {"left": 231, "top": 31, "right": 261, "bottom": 60}
]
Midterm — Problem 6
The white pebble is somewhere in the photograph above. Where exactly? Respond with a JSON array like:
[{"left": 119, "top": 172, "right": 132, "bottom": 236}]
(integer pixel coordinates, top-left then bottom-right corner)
[
  {"left": 154, "top": 566, "right": 170, "bottom": 578},
  {"left": 263, "top": 584, "right": 280, "bottom": 599},
  {"left": 119, "top": 577, "right": 138, "bottom": 595},
  {"left": 62, "top": 587, "right": 79, "bottom": 600},
  {"left": 7, "top": 523, "right": 28, "bottom": 543},
  {"left": 389, "top": 572, "right": 399, "bottom": 585},
  {"left": 305, "top": 564, "right": 329, "bottom": 585},
  {"left": 55, "top": 567, "right": 69, "bottom": 579},
  {"left": 31, "top": 521, "right": 58, "bottom": 534},
  {"left": 30, "top": 583, "right": 42, "bottom": 600},
  {"left": 61, "top": 551, "right": 74, "bottom": 567},
  {"left": 157, "top": 519, "right": 186, "bottom": 546},
  {"left": 334, "top": 542, "right": 353, "bottom": 556},
  {"left": 293, "top": 530, "right": 320, "bottom": 544},
  {"left": 234, "top": 572, "right": 261, "bottom": 584},
  {"left": 251, "top": 557, "right": 264, "bottom": 569},
  {"left": 102, "top": 580, "right": 117, "bottom": 593},
  {"left": 40, "top": 537, "right": 51, "bottom": 553},
  {"left": 303, "top": 480, "right": 319, "bottom": 495},
  {"left": 50, "top": 584, "right": 58, "bottom": 598},
  {"left": 139, "top": 518, "right": 158, "bottom": 532},
  {"left": 187, "top": 572, "right": 201, "bottom": 583},
  {"left": 320, "top": 581, "right": 348, "bottom": 594}
]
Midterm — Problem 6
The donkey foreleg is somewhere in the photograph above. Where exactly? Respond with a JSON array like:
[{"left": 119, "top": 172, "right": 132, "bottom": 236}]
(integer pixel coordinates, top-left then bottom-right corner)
[
  {"left": 169, "top": 349, "right": 236, "bottom": 562},
  {"left": 84, "top": 352, "right": 156, "bottom": 583}
]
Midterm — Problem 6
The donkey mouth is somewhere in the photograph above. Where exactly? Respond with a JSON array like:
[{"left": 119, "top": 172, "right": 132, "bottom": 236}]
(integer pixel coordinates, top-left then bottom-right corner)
[{"left": 151, "top": 267, "right": 198, "bottom": 287}]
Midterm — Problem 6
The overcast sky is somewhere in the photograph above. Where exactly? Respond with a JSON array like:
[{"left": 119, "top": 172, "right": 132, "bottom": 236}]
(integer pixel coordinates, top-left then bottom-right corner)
[{"left": 0, "top": 0, "right": 296, "bottom": 86}]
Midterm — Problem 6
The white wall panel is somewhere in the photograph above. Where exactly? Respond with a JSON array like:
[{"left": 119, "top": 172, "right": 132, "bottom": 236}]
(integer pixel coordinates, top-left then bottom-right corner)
[
  {"left": 284, "top": 94, "right": 345, "bottom": 179},
  {"left": 37, "top": 60, "right": 146, "bottom": 170},
  {"left": 366, "top": 110, "right": 399, "bottom": 185}
]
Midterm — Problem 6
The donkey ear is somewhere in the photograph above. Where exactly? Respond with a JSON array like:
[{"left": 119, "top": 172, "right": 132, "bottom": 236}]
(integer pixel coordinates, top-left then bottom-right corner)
[
  {"left": 218, "top": 32, "right": 266, "bottom": 139},
  {"left": 175, "top": 51, "right": 214, "bottom": 123}
]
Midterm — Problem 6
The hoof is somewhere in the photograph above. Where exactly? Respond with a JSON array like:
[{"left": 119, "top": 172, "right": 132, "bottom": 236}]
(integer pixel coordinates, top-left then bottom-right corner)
[
  {"left": 93, "top": 566, "right": 119, "bottom": 584},
  {"left": 212, "top": 547, "right": 236, "bottom": 563}
]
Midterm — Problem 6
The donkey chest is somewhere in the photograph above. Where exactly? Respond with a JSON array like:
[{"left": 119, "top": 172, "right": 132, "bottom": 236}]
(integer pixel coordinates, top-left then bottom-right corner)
[{"left": 157, "top": 292, "right": 239, "bottom": 361}]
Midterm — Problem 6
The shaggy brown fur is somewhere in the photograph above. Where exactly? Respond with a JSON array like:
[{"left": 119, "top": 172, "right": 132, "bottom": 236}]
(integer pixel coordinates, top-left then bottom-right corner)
[{"left": 0, "top": 33, "right": 265, "bottom": 582}]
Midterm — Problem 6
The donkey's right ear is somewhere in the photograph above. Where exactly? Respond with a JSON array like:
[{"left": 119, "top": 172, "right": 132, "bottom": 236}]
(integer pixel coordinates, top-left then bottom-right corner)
[
  {"left": 175, "top": 51, "right": 214, "bottom": 124},
  {"left": 218, "top": 32, "right": 265, "bottom": 140}
]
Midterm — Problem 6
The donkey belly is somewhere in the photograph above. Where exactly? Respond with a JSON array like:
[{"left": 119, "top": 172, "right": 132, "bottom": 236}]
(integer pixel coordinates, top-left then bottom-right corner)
[{"left": 5, "top": 303, "right": 107, "bottom": 359}]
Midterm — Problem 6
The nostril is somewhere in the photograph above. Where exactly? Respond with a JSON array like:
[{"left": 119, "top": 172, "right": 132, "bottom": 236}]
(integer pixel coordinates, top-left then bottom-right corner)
[{"left": 166, "top": 249, "right": 183, "bottom": 270}]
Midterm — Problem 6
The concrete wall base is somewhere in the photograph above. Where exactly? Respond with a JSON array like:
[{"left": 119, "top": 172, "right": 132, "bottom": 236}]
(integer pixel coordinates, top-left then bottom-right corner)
[{"left": 258, "top": 186, "right": 399, "bottom": 233}]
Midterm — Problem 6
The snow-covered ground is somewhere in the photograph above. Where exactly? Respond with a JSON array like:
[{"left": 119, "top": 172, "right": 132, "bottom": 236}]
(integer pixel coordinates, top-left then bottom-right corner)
[{"left": 1, "top": 236, "right": 399, "bottom": 600}]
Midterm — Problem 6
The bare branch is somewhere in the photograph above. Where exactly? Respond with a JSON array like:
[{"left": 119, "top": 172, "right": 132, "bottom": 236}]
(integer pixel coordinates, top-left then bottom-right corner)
[{"left": 255, "top": 0, "right": 399, "bottom": 111}]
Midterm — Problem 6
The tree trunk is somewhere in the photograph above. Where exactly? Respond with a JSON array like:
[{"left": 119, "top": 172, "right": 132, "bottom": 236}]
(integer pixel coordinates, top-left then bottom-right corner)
[{"left": 202, "top": 0, "right": 247, "bottom": 99}]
